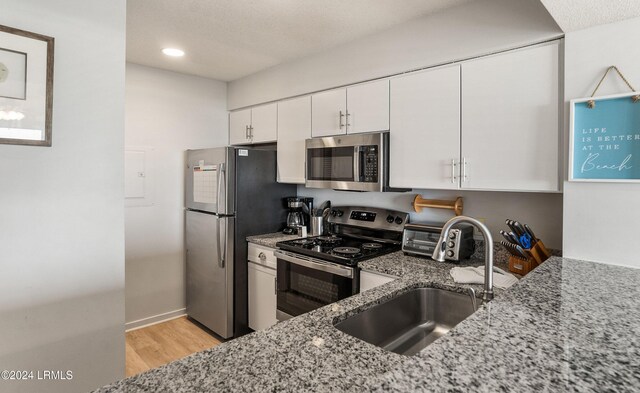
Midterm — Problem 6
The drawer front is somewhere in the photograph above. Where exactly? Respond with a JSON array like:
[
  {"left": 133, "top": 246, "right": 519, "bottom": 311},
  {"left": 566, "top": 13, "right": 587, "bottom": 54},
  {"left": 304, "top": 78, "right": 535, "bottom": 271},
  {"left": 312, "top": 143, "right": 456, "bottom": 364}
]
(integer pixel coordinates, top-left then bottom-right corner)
[{"left": 248, "top": 243, "right": 277, "bottom": 269}]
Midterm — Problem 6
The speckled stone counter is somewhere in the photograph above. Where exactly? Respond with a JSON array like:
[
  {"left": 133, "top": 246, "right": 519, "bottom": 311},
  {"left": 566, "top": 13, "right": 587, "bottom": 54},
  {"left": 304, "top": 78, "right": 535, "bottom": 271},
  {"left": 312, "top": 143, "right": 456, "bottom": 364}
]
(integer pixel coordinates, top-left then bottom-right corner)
[
  {"left": 246, "top": 232, "right": 298, "bottom": 248},
  {"left": 95, "top": 256, "right": 640, "bottom": 392},
  {"left": 359, "top": 250, "right": 512, "bottom": 297}
]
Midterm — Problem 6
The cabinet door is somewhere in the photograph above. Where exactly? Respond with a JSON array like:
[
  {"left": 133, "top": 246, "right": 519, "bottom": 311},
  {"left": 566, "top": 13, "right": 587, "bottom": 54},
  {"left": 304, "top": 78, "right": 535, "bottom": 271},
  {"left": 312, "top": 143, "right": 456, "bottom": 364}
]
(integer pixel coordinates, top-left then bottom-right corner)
[
  {"left": 248, "top": 262, "right": 277, "bottom": 331},
  {"left": 229, "top": 109, "right": 251, "bottom": 145},
  {"left": 251, "top": 102, "right": 278, "bottom": 144},
  {"left": 461, "top": 42, "right": 560, "bottom": 191},
  {"left": 389, "top": 65, "right": 461, "bottom": 189},
  {"left": 360, "top": 270, "right": 396, "bottom": 292},
  {"left": 277, "top": 96, "right": 311, "bottom": 184},
  {"left": 311, "top": 88, "right": 347, "bottom": 137},
  {"left": 346, "top": 80, "right": 389, "bottom": 134}
]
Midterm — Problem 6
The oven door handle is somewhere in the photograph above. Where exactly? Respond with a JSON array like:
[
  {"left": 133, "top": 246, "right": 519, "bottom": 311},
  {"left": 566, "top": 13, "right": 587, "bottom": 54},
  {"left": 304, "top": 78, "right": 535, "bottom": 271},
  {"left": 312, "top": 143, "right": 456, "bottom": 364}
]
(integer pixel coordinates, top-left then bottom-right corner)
[{"left": 274, "top": 251, "right": 354, "bottom": 279}]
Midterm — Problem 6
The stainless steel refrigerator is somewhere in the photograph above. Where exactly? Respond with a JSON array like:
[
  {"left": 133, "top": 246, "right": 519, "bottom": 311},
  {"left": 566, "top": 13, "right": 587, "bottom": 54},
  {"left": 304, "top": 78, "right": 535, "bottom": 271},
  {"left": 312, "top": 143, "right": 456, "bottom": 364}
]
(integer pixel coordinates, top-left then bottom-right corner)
[{"left": 185, "top": 147, "right": 295, "bottom": 339}]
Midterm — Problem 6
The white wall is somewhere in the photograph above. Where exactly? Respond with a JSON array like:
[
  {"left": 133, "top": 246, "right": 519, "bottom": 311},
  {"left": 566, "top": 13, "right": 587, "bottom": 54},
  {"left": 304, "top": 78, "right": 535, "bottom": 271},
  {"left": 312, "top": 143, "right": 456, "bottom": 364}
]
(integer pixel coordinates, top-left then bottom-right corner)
[
  {"left": 0, "top": 1, "right": 126, "bottom": 392},
  {"left": 300, "top": 187, "right": 563, "bottom": 250},
  {"left": 125, "top": 64, "right": 228, "bottom": 327},
  {"left": 563, "top": 17, "right": 640, "bottom": 268},
  {"left": 228, "top": 0, "right": 562, "bottom": 109}
]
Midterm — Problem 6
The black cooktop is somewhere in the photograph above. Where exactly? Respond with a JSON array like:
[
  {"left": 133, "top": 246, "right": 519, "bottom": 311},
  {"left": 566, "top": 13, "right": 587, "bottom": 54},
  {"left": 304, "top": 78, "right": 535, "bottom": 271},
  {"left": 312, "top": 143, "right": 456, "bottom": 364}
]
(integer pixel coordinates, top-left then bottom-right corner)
[{"left": 276, "top": 235, "right": 400, "bottom": 266}]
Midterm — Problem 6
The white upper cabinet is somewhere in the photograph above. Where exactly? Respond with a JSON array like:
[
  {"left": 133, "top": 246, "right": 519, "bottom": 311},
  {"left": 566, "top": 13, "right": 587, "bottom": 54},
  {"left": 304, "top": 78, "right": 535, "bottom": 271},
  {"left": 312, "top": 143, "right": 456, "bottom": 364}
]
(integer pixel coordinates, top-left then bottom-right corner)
[
  {"left": 229, "top": 103, "right": 277, "bottom": 145},
  {"left": 346, "top": 80, "right": 390, "bottom": 134},
  {"left": 461, "top": 42, "right": 560, "bottom": 192},
  {"left": 251, "top": 102, "right": 278, "bottom": 144},
  {"left": 277, "top": 96, "right": 311, "bottom": 184},
  {"left": 311, "top": 80, "right": 390, "bottom": 137},
  {"left": 389, "top": 65, "right": 461, "bottom": 189},
  {"left": 229, "top": 108, "right": 252, "bottom": 145},
  {"left": 311, "top": 88, "right": 347, "bottom": 137}
]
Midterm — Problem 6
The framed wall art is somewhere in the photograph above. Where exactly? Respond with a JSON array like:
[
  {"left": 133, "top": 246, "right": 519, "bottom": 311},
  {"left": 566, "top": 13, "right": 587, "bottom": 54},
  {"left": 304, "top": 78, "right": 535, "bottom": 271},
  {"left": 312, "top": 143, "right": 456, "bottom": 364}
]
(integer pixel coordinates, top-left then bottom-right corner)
[
  {"left": 569, "top": 92, "right": 640, "bottom": 182},
  {"left": 0, "top": 24, "right": 54, "bottom": 147}
]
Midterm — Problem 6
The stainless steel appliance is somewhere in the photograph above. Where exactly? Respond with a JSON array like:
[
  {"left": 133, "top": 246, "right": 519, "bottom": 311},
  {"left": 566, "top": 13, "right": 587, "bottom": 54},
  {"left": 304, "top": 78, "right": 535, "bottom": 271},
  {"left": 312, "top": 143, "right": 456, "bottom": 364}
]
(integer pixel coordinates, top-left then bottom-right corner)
[
  {"left": 274, "top": 206, "right": 409, "bottom": 321},
  {"left": 402, "top": 223, "right": 475, "bottom": 261},
  {"left": 305, "top": 132, "right": 407, "bottom": 192},
  {"left": 283, "top": 197, "right": 313, "bottom": 234},
  {"left": 185, "top": 147, "right": 295, "bottom": 338}
]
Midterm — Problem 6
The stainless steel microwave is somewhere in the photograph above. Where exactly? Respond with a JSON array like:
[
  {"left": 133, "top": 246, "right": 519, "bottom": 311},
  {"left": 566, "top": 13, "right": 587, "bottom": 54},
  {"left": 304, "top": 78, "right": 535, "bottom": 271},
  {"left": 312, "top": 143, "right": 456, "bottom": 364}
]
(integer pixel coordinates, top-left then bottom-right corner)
[{"left": 305, "top": 132, "right": 396, "bottom": 192}]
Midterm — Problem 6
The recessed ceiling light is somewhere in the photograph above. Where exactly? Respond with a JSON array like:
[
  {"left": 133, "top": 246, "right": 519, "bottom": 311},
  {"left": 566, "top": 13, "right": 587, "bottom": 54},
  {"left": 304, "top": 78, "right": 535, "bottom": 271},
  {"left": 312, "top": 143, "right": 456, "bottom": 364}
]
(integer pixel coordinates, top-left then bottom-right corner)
[{"left": 162, "top": 48, "right": 185, "bottom": 57}]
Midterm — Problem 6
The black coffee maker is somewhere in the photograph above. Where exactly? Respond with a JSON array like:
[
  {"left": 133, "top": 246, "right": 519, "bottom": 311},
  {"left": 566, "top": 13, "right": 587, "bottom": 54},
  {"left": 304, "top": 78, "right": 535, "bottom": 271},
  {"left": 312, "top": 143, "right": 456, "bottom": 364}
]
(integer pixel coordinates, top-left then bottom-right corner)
[{"left": 283, "top": 197, "right": 313, "bottom": 235}]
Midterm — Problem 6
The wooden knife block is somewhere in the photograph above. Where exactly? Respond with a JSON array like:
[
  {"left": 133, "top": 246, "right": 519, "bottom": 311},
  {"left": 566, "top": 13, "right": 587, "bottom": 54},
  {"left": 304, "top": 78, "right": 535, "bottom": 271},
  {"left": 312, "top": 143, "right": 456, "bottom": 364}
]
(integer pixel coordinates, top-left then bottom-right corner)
[{"left": 508, "top": 240, "right": 551, "bottom": 276}]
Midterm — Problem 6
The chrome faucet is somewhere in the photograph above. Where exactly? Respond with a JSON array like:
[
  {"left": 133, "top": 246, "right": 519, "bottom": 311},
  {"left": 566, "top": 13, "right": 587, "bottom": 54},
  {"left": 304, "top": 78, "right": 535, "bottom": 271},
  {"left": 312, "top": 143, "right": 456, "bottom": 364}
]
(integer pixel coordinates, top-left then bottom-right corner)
[{"left": 432, "top": 216, "right": 494, "bottom": 302}]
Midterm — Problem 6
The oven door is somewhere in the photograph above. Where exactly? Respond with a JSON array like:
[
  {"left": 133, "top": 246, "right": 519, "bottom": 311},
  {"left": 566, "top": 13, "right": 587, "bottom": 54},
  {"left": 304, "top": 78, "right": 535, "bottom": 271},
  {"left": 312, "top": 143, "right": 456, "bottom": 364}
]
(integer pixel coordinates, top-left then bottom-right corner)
[{"left": 274, "top": 250, "right": 357, "bottom": 321}]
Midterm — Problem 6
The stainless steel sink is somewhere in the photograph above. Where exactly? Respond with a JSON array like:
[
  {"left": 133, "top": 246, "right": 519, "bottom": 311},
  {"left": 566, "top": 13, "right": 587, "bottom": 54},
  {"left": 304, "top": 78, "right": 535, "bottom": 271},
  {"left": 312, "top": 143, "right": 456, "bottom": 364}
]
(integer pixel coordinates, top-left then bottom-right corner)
[{"left": 334, "top": 287, "right": 476, "bottom": 356}]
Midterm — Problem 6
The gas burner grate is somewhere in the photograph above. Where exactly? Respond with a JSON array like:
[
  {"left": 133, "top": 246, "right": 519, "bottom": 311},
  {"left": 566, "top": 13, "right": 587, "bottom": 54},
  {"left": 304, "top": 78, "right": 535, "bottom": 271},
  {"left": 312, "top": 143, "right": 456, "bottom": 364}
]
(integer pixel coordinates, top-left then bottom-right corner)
[
  {"left": 317, "top": 236, "right": 341, "bottom": 243},
  {"left": 333, "top": 247, "right": 361, "bottom": 255},
  {"left": 362, "top": 243, "right": 383, "bottom": 250},
  {"left": 293, "top": 239, "right": 315, "bottom": 246}
]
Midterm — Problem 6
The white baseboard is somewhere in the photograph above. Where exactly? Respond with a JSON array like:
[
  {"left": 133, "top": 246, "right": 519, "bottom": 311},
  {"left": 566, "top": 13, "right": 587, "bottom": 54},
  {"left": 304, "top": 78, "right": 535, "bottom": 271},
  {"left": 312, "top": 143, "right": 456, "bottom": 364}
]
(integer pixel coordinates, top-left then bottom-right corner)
[{"left": 125, "top": 308, "right": 187, "bottom": 332}]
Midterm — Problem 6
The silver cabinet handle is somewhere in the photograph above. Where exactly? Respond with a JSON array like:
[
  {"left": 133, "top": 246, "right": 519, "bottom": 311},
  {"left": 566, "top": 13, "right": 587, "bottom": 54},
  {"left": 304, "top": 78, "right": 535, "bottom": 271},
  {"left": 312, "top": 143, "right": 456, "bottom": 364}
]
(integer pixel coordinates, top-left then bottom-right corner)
[
  {"left": 339, "top": 110, "right": 345, "bottom": 129},
  {"left": 451, "top": 159, "right": 457, "bottom": 184},
  {"left": 346, "top": 111, "right": 351, "bottom": 128},
  {"left": 462, "top": 157, "right": 468, "bottom": 182},
  {"left": 249, "top": 125, "right": 254, "bottom": 140},
  {"left": 245, "top": 125, "right": 250, "bottom": 139}
]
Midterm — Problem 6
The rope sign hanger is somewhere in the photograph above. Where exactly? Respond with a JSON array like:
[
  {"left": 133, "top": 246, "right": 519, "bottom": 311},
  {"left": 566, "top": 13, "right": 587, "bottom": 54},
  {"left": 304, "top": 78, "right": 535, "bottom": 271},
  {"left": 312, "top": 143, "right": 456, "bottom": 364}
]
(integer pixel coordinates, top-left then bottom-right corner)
[{"left": 587, "top": 66, "right": 640, "bottom": 108}]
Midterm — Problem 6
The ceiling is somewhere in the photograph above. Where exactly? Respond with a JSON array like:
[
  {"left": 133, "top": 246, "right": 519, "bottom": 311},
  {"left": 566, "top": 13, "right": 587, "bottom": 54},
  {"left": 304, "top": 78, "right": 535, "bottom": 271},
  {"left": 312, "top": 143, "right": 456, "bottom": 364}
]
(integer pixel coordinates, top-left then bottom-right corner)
[
  {"left": 540, "top": 0, "right": 640, "bottom": 32},
  {"left": 126, "top": 0, "right": 475, "bottom": 82},
  {"left": 127, "top": 0, "right": 640, "bottom": 82}
]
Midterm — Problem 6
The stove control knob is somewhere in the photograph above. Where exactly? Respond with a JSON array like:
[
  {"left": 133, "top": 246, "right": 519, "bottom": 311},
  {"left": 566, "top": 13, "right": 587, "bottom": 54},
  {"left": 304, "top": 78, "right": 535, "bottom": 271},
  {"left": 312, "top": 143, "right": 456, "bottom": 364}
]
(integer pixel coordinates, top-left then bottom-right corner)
[
  {"left": 448, "top": 232, "right": 457, "bottom": 239},
  {"left": 446, "top": 250, "right": 455, "bottom": 258},
  {"left": 330, "top": 210, "right": 337, "bottom": 217},
  {"left": 386, "top": 215, "right": 395, "bottom": 223},
  {"left": 394, "top": 216, "right": 403, "bottom": 225},
  {"left": 336, "top": 210, "right": 344, "bottom": 217},
  {"left": 447, "top": 241, "right": 455, "bottom": 248}
]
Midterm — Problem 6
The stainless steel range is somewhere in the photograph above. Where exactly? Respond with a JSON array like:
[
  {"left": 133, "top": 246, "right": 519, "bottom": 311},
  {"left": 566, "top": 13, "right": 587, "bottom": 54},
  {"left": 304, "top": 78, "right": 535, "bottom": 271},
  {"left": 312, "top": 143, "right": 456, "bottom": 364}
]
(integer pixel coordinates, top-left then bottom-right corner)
[{"left": 274, "top": 206, "right": 409, "bottom": 321}]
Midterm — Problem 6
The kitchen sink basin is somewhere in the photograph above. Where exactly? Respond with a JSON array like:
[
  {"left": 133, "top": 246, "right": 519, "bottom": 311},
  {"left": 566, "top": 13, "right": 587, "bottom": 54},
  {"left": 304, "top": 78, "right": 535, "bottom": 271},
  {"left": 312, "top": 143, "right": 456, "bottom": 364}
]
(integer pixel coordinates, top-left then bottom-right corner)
[{"left": 334, "top": 287, "right": 476, "bottom": 356}]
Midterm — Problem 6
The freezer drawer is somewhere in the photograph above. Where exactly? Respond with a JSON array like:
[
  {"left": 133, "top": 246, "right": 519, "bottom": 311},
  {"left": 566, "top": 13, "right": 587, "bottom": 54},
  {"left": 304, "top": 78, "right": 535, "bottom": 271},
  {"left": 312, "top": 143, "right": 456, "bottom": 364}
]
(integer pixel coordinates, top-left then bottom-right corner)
[{"left": 186, "top": 210, "right": 235, "bottom": 338}]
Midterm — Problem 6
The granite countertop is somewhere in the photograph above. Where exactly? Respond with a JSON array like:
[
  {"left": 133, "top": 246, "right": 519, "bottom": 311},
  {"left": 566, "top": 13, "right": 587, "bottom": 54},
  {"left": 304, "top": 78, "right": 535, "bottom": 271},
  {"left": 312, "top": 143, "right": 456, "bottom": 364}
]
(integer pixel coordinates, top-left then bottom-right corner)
[
  {"left": 246, "top": 232, "right": 298, "bottom": 248},
  {"left": 95, "top": 252, "right": 640, "bottom": 392},
  {"left": 358, "top": 250, "right": 512, "bottom": 298}
]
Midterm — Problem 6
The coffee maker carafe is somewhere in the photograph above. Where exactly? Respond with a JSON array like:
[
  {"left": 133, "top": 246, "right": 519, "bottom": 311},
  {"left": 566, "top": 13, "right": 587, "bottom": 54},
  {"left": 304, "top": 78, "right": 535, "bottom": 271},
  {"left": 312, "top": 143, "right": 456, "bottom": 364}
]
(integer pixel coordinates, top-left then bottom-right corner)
[{"left": 283, "top": 197, "right": 313, "bottom": 235}]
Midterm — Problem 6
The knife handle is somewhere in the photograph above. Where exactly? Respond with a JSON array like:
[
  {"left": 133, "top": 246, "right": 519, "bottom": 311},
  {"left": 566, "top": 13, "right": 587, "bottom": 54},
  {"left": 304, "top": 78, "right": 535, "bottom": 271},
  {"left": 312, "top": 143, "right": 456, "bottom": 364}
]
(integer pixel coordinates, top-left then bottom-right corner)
[{"left": 524, "top": 224, "right": 537, "bottom": 242}]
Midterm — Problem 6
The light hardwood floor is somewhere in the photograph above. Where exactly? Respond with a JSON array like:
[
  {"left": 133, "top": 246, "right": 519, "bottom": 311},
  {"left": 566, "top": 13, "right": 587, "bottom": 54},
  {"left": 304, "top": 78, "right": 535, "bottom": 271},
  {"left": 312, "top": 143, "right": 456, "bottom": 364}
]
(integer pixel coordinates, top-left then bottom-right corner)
[{"left": 126, "top": 316, "right": 222, "bottom": 377}]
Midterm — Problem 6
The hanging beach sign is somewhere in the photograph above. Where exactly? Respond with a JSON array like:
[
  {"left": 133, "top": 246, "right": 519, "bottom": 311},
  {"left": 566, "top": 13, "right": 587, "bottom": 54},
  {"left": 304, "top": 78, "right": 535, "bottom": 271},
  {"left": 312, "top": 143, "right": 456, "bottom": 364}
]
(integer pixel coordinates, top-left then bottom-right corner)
[{"left": 569, "top": 66, "right": 640, "bottom": 182}]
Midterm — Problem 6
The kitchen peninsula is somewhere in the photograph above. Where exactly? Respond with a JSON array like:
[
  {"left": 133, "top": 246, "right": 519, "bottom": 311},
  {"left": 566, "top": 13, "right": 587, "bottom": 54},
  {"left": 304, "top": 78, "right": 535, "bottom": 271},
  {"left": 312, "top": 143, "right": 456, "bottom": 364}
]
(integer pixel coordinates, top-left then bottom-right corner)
[{"left": 95, "top": 255, "right": 640, "bottom": 392}]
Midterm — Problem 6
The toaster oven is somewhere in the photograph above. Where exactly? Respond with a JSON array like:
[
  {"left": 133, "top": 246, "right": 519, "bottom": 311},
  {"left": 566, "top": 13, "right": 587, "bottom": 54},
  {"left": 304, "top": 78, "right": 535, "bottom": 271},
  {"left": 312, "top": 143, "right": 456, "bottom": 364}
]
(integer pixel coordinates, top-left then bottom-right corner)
[{"left": 402, "top": 223, "right": 475, "bottom": 261}]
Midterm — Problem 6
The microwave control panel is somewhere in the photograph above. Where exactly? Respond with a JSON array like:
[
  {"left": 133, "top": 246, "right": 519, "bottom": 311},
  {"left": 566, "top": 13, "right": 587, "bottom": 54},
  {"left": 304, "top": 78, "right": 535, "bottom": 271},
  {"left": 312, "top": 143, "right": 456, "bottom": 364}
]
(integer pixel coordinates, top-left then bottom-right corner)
[{"left": 362, "top": 146, "right": 378, "bottom": 182}]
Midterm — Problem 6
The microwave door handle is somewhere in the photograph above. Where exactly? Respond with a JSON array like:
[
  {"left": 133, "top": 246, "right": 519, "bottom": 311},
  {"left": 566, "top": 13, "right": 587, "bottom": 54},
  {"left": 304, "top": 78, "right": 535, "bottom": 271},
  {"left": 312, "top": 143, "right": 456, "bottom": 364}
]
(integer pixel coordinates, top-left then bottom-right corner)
[{"left": 353, "top": 147, "right": 362, "bottom": 182}]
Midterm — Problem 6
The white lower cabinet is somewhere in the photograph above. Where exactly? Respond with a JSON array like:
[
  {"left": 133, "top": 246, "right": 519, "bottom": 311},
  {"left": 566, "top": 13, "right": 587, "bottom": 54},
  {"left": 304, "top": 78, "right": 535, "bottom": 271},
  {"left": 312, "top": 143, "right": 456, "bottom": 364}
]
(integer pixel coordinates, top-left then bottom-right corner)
[
  {"left": 360, "top": 270, "right": 397, "bottom": 292},
  {"left": 248, "top": 243, "right": 277, "bottom": 331}
]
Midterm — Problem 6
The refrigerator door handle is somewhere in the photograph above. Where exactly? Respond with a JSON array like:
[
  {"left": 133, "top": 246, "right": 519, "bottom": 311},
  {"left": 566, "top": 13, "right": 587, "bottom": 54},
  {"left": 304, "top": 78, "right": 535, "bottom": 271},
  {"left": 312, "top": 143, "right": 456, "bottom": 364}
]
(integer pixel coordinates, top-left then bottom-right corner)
[
  {"left": 216, "top": 163, "right": 226, "bottom": 214},
  {"left": 217, "top": 217, "right": 225, "bottom": 268}
]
